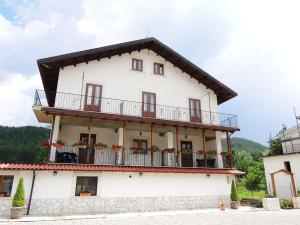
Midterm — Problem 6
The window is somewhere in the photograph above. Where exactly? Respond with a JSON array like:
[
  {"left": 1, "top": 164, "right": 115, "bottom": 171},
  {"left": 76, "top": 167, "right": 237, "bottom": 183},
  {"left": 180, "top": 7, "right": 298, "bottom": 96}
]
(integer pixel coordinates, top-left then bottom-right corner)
[
  {"left": 0, "top": 176, "right": 14, "bottom": 197},
  {"left": 84, "top": 83, "right": 102, "bottom": 112},
  {"left": 142, "top": 92, "right": 156, "bottom": 118},
  {"left": 154, "top": 63, "right": 164, "bottom": 75},
  {"left": 75, "top": 176, "right": 98, "bottom": 196},
  {"left": 189, "top": 98, "right": 201, "bottom": 123},
  {"left": 133, "top": 139, "right": 148, "bottom": 154},
  {"left": 284, "top": 161, "right": 291, "bottom": 172},
  {"left": 132, "top": 58, "right": 143, "bottom": 71}
]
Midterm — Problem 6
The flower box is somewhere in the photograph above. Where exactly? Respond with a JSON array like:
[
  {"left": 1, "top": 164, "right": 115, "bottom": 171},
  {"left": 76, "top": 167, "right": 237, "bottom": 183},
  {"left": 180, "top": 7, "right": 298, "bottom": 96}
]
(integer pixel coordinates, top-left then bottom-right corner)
[
  {"left": 52, "top": 143, "right": 64, "bottom": 148},
  {"left": 112, "top": 145, "right": 122, "bottom": 152},
  {"left": 165, "top": 148, "right": 175, "bottom": 153},
  {"left": 95, "top": 143, "right": 108, "bottom": 150},
  {"left": 79, "top": 191, "right": 92, "bottom": 197}
]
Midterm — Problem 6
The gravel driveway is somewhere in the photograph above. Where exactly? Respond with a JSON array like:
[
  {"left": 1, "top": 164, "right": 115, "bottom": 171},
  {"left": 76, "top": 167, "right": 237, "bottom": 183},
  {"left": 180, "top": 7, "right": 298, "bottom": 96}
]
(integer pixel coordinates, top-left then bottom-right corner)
[{"left": 2, "top": 209, "right": 300, "bottom": 225}]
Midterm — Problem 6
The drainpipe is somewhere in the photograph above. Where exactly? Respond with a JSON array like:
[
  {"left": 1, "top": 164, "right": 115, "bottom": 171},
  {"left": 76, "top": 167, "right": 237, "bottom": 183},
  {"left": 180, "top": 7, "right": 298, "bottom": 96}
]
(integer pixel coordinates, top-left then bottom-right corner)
[{"left": 27, "top": 170, "right": 36, "bottom": 215}]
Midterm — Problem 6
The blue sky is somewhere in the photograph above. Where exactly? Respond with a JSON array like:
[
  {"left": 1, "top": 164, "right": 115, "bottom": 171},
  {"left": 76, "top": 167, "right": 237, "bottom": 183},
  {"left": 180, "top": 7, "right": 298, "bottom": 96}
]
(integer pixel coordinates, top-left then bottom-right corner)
[{"left": 0, "top": 0, "right": 300, "bottom": 145}]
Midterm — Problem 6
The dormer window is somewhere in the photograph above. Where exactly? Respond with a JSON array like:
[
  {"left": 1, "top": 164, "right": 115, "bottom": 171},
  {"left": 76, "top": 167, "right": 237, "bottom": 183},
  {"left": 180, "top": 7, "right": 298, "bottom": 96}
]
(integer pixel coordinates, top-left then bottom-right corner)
[
  {"left": 132, "top": 58, "right": 143, "bottom": 71},
  {"left": 154, "top": 63, "right": 164, "bottom": 75}
]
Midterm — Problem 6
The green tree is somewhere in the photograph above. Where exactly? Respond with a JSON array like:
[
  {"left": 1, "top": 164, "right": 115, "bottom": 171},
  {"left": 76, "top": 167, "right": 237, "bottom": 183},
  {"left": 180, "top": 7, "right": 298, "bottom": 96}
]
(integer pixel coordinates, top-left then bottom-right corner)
[
  {"left": 268, "top": 138, "right": 283, "bottom": 156},
  {"left": 12, "top": 177, "right": 25, "bottom": 207},
  {"left": 233, "top": 150, "right": 255, "bottom": 173},
  {"left": 230, "top": 180, "right": 239, "bottom": 201},
  {"left": 245, "top": 166, "right": 265, "bottom": 196},
  {"left": 250, "top": 150, "right": 263, "bottom": 162}
]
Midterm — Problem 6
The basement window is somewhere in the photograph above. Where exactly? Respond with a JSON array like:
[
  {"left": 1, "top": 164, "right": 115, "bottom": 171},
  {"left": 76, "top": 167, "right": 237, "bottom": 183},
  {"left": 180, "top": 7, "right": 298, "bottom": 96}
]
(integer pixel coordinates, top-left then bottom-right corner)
[
  {"left": 0, "top": 176, "right": 14, "bottom": 197},
  {"left": 284, "top": 161, "right": 291, "bottom": 172},
  {"left": 132, "top": 58, "right": 143, "bottom": 71},
  {"left": 75, "top": 176, "right": 98, "bottom": 196}
]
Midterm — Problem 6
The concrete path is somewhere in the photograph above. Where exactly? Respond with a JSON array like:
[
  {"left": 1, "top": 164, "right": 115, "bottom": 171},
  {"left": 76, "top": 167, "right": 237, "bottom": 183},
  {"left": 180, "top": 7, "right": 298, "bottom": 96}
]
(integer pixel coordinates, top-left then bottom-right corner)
[{"left": 1, "top": 207, "right": 300, "bottom": 225}]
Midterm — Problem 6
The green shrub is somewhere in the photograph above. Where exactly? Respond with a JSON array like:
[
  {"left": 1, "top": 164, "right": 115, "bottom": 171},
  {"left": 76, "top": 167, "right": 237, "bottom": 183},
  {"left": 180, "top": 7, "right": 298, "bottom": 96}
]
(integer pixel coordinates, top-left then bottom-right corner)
[
  {"left": 12, "top": 177, "right": 25, "bottom": 207},
  {"left": 280, "top": 199, "right": 293, "bottom": 209},
  {"left": 230, "top": 179, "right": 239, "bottom": 201}
]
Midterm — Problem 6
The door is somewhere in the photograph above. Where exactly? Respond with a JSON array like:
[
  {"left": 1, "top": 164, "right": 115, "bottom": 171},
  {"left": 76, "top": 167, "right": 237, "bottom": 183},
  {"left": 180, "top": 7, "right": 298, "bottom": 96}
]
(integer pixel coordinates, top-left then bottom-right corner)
[
  {"left": 181, "top": 141, "right": 193, "bottom": 167},
  {"left": 78, "top": 133, "right": 96, "bottom": 164},
  {"left": 84, "top": 83, "right": 102, "bottom": 112},
  {"left": 189, "top": 98, "right": 201, "bottom": 123},
  {"left": 142, "top": 92, "right": 156, "bottom": 118}
]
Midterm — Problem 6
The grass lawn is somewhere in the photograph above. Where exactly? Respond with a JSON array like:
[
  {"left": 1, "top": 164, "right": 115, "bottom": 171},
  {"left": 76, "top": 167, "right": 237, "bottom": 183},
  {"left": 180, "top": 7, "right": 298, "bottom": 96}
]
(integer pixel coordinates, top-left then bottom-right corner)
[{"left": 237, "top": 185, "right": 265, "bottom": 200}]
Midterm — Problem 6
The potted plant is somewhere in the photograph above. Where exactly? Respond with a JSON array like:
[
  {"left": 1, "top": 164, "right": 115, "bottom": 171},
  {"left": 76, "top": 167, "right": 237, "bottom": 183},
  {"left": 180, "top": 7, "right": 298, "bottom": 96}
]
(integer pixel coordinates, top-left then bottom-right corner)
[
  {"left": 79, "top": 191, "right": 92, "bottom": 197},
  {"left": 10, "top": 177, "right": 26, "bottom": 219},
  {"left": 112, "top": 144, "right": 122, "bottom": 152},
  {"left": 196, "top": 150, "right": 205, "bottom": 155},
  {"left": 52, "top": 139, "right": 66, "bottom": 148},
  {"left": 230, "top": 180, "right": 240, "bottom": 209},
  {"left": 149, "top": 145, "right": 160, "bottom": 152},
  {"left": 0, "top": 191, "right": 5, "bottom": 197},
  {"left": 219, "top": 200, "right": 225, "bottom": 211},
  {"left": 73, "top": 141, "right": 86, "bottom": 149},
  {"left": 41, "top": 140, "right": 49, "bottom": 149},
  {"left": 94, "top": 142, "right": 107, "bottom": 150},
  {"left": 165, "top": 148, "right": 175, "bottom": 153}
]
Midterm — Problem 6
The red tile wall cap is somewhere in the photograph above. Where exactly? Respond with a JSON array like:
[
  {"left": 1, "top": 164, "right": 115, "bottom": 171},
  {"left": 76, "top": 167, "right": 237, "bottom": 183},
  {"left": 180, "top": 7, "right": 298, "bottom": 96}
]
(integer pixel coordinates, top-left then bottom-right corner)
[{"left": 0, "top": 163, "right": 244, "bottom": 175}]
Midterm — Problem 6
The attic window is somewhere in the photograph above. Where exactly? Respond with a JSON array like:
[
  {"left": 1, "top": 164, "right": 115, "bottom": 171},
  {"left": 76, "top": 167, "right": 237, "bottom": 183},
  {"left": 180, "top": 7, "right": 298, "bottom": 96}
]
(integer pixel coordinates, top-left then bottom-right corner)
[
  {"left": 154, "top": 63, "right": 164, "bottom": 75},
  {"left": 132, "top": 58, "right": 143, "bottom": 71}
]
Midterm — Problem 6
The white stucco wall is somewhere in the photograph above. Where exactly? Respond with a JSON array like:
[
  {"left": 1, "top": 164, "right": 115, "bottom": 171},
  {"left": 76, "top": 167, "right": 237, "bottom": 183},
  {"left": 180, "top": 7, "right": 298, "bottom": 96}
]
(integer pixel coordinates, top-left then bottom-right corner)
[
  {"left": 263, "top": 154, "right": 300, "bottom": 198},
  {"left": 0, "top": 170, "right": 233, "bottom": 200},
  {"left": 55, "top": 49, "right": 218, "bottom": 115}
]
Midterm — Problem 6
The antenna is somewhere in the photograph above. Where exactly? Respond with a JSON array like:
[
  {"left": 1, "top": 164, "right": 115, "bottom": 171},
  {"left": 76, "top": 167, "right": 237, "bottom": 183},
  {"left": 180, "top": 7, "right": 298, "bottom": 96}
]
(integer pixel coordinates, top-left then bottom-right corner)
[
  {"left": 293, "top": 106, "right": 300, "bottom": 137},
  {"left": 145, "top": 26, "right": 152, "bottom": 38}
]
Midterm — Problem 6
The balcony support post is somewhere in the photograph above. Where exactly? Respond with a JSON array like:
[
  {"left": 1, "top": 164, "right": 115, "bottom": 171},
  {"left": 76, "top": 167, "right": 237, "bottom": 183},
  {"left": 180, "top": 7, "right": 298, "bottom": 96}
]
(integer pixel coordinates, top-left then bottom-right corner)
[
  {"left": 215, "top": 131, "right": 224, "bottom": 168},
  {"left": 118, "top": 126, "right": 125, "bottom": 165},
  {"left": 226, "top": 131, "right": 233, "bottom": 168},
  {"left": 150, "top": 123, "right": 153, "bottom": 166},
  {"left": 122, "top": 122, "right": 126, "bottom": 165},
  {"left": 202, "top": 129, "right": 207, "bottom": 167},
  {"left": 176, "top": 126, "right": 180, "bottom": 167},
  {"left": 86, "top": 117, "right": 92, "bottom": 163},
  {"left": 49, "top": 115, "right": 60, "bottom": 162}
]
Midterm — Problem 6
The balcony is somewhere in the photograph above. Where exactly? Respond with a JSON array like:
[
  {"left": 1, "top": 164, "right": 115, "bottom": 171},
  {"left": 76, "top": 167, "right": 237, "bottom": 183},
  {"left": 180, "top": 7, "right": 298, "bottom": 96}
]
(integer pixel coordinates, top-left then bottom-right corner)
[
  {"left": 54, "top": 145, "right": 229, "bottom": 168},
  {"left": 33, "top": 89, "right": 238, "bottom": 130}
]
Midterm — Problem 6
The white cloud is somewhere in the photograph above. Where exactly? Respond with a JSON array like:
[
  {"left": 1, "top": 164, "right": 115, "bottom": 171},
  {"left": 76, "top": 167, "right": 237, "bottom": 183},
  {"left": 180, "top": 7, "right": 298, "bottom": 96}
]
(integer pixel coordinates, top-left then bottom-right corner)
[{"left": 0, "top": 73, "right": 42, "bottom": 126}]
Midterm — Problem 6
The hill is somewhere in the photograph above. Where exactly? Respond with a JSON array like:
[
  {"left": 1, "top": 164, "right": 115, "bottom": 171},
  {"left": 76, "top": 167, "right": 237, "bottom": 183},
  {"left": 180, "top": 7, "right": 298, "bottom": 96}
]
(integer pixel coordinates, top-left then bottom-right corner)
[
  {"left": 222, "top": 137, "right": 267, "bottom": 153},
  {"left": 0, "top": 126, "right": 50, "bottom": 163}
]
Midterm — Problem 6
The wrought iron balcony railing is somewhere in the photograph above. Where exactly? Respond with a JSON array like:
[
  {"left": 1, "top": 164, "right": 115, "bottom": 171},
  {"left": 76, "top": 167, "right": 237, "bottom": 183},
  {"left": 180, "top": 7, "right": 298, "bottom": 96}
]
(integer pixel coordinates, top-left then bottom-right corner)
[
  {"left": 55, "top": 145, "right": 223, "bottom": 168},
  {"left": 33, "top": 89, "right": 238, "bottom": 128}
]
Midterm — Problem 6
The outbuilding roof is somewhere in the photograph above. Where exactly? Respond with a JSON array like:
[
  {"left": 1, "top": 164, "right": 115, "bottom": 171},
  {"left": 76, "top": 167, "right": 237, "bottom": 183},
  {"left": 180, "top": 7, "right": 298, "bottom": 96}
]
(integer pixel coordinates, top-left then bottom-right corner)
[
  {"left": 37, "top": 37, "right": 237, "bottom": 106},
  {"left": 0, "top": 163, "right": 244, "bottom": 175}
]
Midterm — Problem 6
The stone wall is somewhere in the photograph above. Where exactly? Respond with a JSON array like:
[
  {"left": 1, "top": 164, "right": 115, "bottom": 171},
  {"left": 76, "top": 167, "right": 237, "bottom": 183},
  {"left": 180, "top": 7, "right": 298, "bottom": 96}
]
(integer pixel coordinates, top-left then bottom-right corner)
[{"left": 0, "top": 195, "right": 229, "bottom": 217}]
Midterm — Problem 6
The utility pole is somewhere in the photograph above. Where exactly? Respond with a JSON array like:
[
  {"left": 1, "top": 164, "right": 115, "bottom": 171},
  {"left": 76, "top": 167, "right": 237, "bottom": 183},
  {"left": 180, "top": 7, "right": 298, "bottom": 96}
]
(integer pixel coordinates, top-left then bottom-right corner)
[{"left": 293, "top": 107, "right": 300, "bottom": 137}]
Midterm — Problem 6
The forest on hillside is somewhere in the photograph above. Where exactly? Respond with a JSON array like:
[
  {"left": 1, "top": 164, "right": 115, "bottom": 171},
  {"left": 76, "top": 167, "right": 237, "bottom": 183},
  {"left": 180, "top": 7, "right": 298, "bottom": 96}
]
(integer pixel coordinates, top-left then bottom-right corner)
[{"left": 0, "top": 126, "right": 49, "bottom": 163}]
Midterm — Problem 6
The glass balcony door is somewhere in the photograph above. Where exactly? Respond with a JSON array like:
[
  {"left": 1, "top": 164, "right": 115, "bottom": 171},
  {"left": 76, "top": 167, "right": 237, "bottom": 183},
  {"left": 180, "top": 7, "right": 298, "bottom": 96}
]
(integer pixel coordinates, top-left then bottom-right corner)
[{"left": 84, "top": 83, "right": 102, "bottom": 112}]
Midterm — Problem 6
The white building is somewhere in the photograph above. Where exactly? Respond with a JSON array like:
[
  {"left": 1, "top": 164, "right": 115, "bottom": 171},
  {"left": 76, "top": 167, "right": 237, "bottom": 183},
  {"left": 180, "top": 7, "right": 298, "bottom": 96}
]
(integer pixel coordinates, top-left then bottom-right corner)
[
  {"left": 263, "top": 125, "right": 300, "bottom": 199},
  {"left": 0, "top": 38, "right": 242, "bottom": 216}
]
